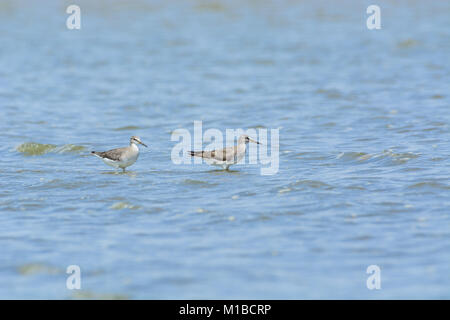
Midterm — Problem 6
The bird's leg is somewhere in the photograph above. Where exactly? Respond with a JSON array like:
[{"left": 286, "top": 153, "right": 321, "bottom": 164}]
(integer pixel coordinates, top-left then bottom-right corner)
[{"left": 122, "top": 168, "right": 126, "bottom": 173}]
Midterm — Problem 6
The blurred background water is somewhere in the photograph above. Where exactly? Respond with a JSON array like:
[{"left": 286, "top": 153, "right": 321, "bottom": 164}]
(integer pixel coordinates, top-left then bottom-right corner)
[{"left": 0, "top": 0, "right": 449, "bottom": 299}]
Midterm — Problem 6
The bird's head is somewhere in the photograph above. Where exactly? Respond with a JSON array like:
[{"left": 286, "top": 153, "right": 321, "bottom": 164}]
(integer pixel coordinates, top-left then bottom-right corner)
[
  {"left": 240, "top": 134, "right": 260, "bottom": 145},
  {"left": 130, "top": 136, "right": 148, "bottom": 147}
]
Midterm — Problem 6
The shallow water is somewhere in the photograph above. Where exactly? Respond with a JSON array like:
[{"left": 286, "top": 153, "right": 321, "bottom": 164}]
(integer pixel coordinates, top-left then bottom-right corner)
[{"left": 0, "top": 0, "right": 449, "bottom": 299}]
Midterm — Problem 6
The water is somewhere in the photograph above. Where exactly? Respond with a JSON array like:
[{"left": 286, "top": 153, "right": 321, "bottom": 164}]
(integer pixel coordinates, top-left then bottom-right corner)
[{"left": 0, "top": 0, "right": 449, "bottom": 299}]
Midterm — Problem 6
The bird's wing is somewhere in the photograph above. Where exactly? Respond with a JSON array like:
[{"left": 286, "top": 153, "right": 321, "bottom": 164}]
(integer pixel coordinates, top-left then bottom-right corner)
[
  {"left": 216, "top": 146, "right": 237, "bottom": 161},
  {"left": 189, "top": 150, "right": 215, "bottom": 159},
  {"left": 189, "top": 146, "right": 236, "bottom": 161},
  {"left": 92, "top": 147, "right": 127, "bottom": 161}
]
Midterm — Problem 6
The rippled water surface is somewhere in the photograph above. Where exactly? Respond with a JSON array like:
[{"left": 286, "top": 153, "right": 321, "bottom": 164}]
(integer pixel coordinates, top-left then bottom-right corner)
[{"left": 1, "top": 0, "right": 449, "bottom": 299}]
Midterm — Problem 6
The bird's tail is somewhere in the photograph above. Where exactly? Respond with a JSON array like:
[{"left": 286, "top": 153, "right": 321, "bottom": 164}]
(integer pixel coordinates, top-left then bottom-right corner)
[
  {"left": 91, "top": 151, "right": 103, "bottom": 158},
  {"left": 189, "top": 151, "right": 203, "bottom": 157}
]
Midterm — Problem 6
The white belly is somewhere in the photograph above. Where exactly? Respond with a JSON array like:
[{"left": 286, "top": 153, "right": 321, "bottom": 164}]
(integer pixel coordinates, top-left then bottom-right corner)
[
  {"left": 204, "top": 149, "right": 245, "bottom": 168},
  {"left": 102, "top": 153, "right": 138, "bottom": 169}
]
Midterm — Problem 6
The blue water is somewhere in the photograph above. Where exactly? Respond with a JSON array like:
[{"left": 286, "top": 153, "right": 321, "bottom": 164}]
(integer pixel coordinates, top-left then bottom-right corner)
[{"left": 0, "top": 0, "right": 449, "bottom": 299}]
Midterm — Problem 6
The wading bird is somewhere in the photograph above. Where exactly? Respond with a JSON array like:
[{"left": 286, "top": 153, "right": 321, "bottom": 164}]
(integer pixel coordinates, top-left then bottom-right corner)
[
  {"left": 189, "top": 134, "right": 260, "bottom": 170},
  {"left": 91, "top": 136, "right": 147, "bottom": 172}
]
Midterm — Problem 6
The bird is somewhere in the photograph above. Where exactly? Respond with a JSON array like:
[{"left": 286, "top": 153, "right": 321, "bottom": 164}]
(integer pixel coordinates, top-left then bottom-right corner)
[
  {"left": 91, "top": 136, "right": 148, "bottom": 172},
  {"left": 189, "top": 134, "right": 260, "bottom": 170}
]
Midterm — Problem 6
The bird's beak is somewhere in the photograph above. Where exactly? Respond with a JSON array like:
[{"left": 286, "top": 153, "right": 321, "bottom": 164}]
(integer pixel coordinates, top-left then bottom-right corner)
[
  {"left": 139, "top": 141, "right": 148, "bottom": 147},
  {"left": 249, "top": 138, "right": 261, "bottom": 145}
]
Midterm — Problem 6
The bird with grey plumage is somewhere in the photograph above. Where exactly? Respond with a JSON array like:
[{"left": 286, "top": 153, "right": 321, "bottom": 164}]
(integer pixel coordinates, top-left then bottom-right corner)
[
  {"left": 91, "top": 136, "right": 148, "bottom": 172},
  {"left": 189, "top": 134, "right": 260, "bottom": 171}
]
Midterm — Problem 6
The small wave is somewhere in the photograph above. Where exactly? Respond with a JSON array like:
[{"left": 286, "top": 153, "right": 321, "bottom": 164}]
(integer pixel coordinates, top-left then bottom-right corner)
[
  {"left": 382, "top": 150, "right": 420, "bottom": 164},
  {"left": 183, "top": 179, "right": 207, "bottom": 185},
  {"left": 29, "top": 179, "right": 87, "bottom": 190},
  {"left": 110, "top": 202, "right": 140, "bottom": 210},
  {"left": 17, "top": 263, "right": 62, "bottom": 276},
  {"left": 195, "top": 2, "right": 226, "bottom": 12},
  {"left": 336, "top": 150, "right": 419, "bottom": 164},
  {"left": 345, "top": 185, "right": 366, "bottom": 191},
  {"left": 113, "top": 125, "right": 142, "bottom": 131},
  {"left": 278, "top": 179, "right": 333, "bottom": 194},
  {"left": 336, "top": 152, "right": 369, "bottom": 161},
  {"left": 16, "top": 142, "right": 56, "bottom": 156},
  {"left": 397, "top": 39, "right": 418, "bottom": 48},
  {"left": 292, "top": 179, "right": 333, "bottom": 189},
  {"left": 16, "top": 142, "right": 86, "bottom": 156},
  {"left": 316, "top": 88, "right": 342, "bottom": 99},
  {"left": 396, "top": 152, "right": 420, "bottom": 161},
  {"left": 278, "top": 188, "right": 292, "bottom": 194},
  {"left": 408, "top": 182, "right": 450, "bottom": 190},
  {"left": 183, "top": 179, "right": 218, "bottom": 187},
  {"left": 72, "top": 291, "right": 129, "bottom": 300},
  {"left": 296, "top": 152, "right": 332, "bottom": 161},
  {"left": 55, "top": 144, "right": 86, "bottom": 154}
]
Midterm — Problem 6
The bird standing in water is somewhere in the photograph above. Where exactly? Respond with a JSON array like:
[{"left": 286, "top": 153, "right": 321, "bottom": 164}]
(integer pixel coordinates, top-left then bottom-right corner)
[
  {"left": 189, "top": 134, "right": 260, "bottom": 170},
  {"left": 91, "top": 136, "right": 148, "bottom": 172}
]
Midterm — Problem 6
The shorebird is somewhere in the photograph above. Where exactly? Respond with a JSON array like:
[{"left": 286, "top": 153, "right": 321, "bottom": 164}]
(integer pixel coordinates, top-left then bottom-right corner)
[
  {"left": 91, "top": 136, "right": 147, "bottom": 172},
  {"left": 189, "top": 134, "right": 260, "bottom": 170}
]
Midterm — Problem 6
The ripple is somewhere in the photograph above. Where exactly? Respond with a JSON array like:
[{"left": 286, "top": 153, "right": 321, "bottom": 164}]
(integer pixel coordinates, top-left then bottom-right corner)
[
  {"left": 278, "top": 179, "right": 334, "bottom": 194},
  {"left": 336, "top": 150, "right": 420, "bottom": 165},
  {"left": 382, "top": 150, "right": 420, "bottom": 164},
  {"left": 29, "top": 179, "right": 87, "bottom": 190},
  {"left": 72, "top": 291, "right": 129, "bottom": 300},
  {"left": 296, "top": 152, "right": 332, "bottom": 161},
  {"left": 408, "top": 182, "right": 450, "bottom": 190},
  {"left": 17, "top": 142, "right": 86, "bottom": 156},
  {"left": 17, "top": 263, "right": 62, "bottom": 276},
  {"left": 110, "top": 202, "right": 140, "bottom": 210},
  {"left": 293, "top": 179, "right": 333, "bottom": 189},
  {"left": 16, "top": 142, "right": 55, "bottom": 155},
  {"left": 345, "top": 185, "right": 366, "bottom": 191},
  {"left": 397, "top": 39, "right": 419, "bottom": 48},
  {"left": 278, "top": 188, "right": 292, "bottom": 194},
  {"left": 113, "top": 125, "right": 142, "bottom": 131},
  {"left": 336, "top": 152, "right": 369, "bottom": 161},
  {"left": 183, "top": 179, "right": 218, "bottom": 187},
  {"left": 316, "top": 88, "right": 342, "bottom": 99},
  {"left": 195, "top": 2, "right": 226, "bottom": 12},
  {"left": 400, "top": 167, "right": 426, "bottom": 173},
  {"left": 231, "top": 191, "right": 257, "bottom": 198}
]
